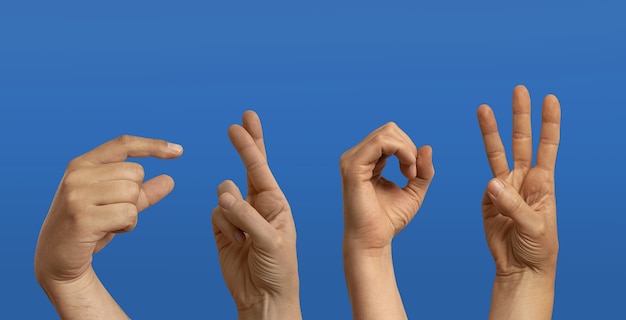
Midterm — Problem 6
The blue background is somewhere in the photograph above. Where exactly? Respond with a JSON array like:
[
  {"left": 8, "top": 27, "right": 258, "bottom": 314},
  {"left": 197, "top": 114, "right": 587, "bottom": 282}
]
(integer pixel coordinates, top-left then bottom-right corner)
[{"left": 1, "top": 1, "right": 625, "bottom": 318}]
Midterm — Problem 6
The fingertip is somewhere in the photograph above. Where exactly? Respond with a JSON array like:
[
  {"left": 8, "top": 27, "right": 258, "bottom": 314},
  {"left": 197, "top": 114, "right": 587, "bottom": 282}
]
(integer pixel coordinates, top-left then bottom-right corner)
[
  {"left": 542, "top": 94, "right": 562, "bottom": 122},
  {"left": 487, "top": 178, "right": 505, "bottom": 197},
  {"left": 233, "top": 230, "right": 246, "bottom": 243},
  {"left": 219, "top": 192, "right": 236, "bottom": 210},
  {"left": 242, "top": 109, "right": 264, "bottom": 139},
  {"left": 159, "top": 174, "right": 175, "bottom": 188},
  {"left": 544, "top": 93, "right": 559, "bottom": 101},
  {"left": 477, "top": 104, "right": 493, "bottom": 118},
  {"left": 514, "top": 84, "right": 528, "bottom": 93},
  {"left": 212, "top": 207, "right": 247, "bottom": 244},
  {"left": 544, "top": 94, "right": 561, "bottom": 109},
  {"left": 416, "top": 146, "right": 435, "bottom": 180},
  {"left": 402, "top": 164, "right": 417, "bottom": 179},
  {"left": 227, "top": 123, "right": 239, "bottom": 136},
  {"left": 145, "top": 174, "right": 175, "bottom": 193},
  {"left": 218, "top": 179, "right": 235, "bottom": 190},
  {"left": 167, "top": 142, "right": 183, "bottom": 155},
  {"left": 243, "top": 109, "right": 259, "bottom": 120}
]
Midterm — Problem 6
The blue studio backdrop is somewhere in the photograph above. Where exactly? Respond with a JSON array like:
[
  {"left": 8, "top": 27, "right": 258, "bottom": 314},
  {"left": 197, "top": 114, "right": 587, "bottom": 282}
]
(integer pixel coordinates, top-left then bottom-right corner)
[{"left": 1, "top": 1, "right": 625, "bottom": 318}]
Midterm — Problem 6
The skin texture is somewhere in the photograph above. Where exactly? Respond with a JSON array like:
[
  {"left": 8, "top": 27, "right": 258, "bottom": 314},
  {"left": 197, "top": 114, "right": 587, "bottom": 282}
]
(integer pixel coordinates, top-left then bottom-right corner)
[
  {"left": 34, "top": 135, "right": 183, "bottom": 320},
  {"left": 477, "top": 85, "right": 561, "bottom": 320},
  {"left": 340, "top": 122, "right": 435, "bottom": 320},
  {"left": 211, "top": 111, "right": 302, "bottom": 320}
]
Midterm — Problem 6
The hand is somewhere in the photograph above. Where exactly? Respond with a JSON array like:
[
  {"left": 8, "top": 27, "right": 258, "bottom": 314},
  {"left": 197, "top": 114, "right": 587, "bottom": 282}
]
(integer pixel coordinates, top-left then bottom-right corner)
[
  {"left": 340, "top": 122, "right": 435, "bottom": 251},
  {"left": 211, "top": 111, "right": 301, "bottom": 320},
  {"left": 477, "top": 85, "right": 561, "bottom": 319},
  {"left": 340, "top": 122, "right": 434, "bottom": 320},
  {"left": 34, "top": 135, "right": 183, "bottom": 319}
]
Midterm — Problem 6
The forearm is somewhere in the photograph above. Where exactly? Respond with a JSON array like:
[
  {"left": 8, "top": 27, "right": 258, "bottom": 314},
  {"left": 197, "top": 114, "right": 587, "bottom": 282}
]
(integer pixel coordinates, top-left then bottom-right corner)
[
  {"left": 343, "top": 242, "right": 407, "bottom": 320},
  {"left": 39, "top": 267, "right": 129, "bottom": 320},
  {"left": 489, "top": 270, "right": 555, "bottom": 320}
]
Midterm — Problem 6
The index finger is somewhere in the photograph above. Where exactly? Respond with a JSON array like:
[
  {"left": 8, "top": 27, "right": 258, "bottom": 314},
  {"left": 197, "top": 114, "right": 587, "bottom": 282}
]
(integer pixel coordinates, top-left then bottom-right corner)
[
  {"left": 228, "top": 125, "right": 280, "bottom": 193},
  {"left": 78, "top": 135, "right": 183, "bottom": 165},
  {"left": 342, "top": 125, "right": 418, "bottom": 183},
  {"left": 477, "top": 105, "right": 510, "bottom": 177}
]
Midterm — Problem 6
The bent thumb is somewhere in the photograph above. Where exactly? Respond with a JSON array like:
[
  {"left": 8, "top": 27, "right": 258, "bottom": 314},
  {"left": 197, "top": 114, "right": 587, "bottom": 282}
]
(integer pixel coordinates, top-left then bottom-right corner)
[{"left": 486, "top": 178, "right": 533, "bottom": 227}]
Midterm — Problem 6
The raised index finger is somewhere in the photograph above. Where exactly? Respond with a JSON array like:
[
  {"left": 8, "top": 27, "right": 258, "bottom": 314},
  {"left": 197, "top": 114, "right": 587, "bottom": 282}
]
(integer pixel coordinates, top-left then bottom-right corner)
[
  {"left": 79, "top": 135, "right": 183, "bottom": 165},
  {"left": 477, "top": 105, "right": 510, "bottom": 177}
]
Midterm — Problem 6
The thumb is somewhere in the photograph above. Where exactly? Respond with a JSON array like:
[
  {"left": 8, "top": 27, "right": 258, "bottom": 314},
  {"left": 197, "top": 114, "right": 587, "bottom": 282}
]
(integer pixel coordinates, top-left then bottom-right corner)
[
  {"left": 218, "top": 192, "right": 276, "bottom": 247},
  {"left": 137, "top": 174, "right": 175, "bottom": 212},
  {"left": 486, "top": 178, "right": 535, "bottom": 229}
]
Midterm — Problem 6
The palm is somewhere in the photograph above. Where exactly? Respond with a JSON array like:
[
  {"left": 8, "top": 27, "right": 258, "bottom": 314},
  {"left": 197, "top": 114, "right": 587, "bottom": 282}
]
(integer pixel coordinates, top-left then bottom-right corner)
[
  {"left": 372, "top": 178, "right": 422, "bottom": 236},
  {"left": 482, "top": 168, "right": 557, "bottom": 273},
  {"left": 215, "top": 190, "right": 295, "bottom": 301}
]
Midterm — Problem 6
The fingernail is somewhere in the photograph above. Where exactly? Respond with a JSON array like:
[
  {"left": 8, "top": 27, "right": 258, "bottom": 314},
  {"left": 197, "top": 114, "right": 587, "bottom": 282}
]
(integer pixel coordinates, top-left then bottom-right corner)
[
  {"left": 234, "top": 231, "right": 245, "bottom": 243},
  {"left": 219, "top": 193, "right": 236, "bottom": 210},
  {"left": 488, "top": 179, "right": 504, "bottom": 196},
  {"left": 167, "top": 142, "right": 183, "bottom": 153}
]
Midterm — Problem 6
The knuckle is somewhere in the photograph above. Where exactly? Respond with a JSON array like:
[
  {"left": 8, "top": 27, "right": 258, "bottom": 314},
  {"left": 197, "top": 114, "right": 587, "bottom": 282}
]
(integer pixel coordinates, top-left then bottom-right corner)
[
  {"left": 114, "top": 134, "right": 135, "bottom": 145},
  {"left": 65, "top": 189, "right": 86, "bottom": 215},
  {"left": 266, "top": 233, "right": 287, "bottom": 251},
  {"left": 66, "top": 157, "right": 85, "bottom": 171},
  {"left": 339, "top": 150, "right": 349, "bottom": 165},
  {"left": 510, "top": 196, "right": 524, "bottom": 212},
  {"left": 383, "top": 121, "right": 398, "bottom": 130},
  {"left": 61, "top": 170, "right": 82, "bottom": 189},
  {"left": 125, "top": 181, "right": 141, "bottom": 199},
  {"left": 512, "top": 130, "right": 531, "bottom": 140},
  {"left": 371, "top": 134, "right": 387, "bottom": 147},
  {"left": 211, "top": 207, "right": 221, "bottom": 224},
  {"left": 247, "top": 158, "right": 268, "bottom": 172},
  {"left": 339, "top": 153, "right": 353, "bottom": 176},
  {"left": 540, "top": 137, "right": 559, "bottom": 146},
  {"left": 121, "top": 204, "right": 139, "bottom": 230},
  {"left": 533, "top": 220, "right": 547, "bottom": 237},
  {"left": 127, "top": 162, "right": 145, "bottom": 182},
  {"left": 486, "top": 149, "right": 505, "bottom": 159}
]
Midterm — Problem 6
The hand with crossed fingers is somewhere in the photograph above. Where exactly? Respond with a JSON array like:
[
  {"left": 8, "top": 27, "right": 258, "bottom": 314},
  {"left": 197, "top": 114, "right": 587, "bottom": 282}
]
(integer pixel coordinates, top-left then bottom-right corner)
[{"left": 212, "top": 111, "right": 301, "bottom": 320}]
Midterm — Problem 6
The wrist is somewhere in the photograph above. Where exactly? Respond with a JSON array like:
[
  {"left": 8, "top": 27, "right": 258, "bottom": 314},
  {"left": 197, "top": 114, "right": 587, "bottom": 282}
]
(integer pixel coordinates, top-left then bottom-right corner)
[
  {"left": 342, "top": 235, "right": 393, "bottom": 258},
  {"left": 489, "top": 269, "right": 556, "bottom": 320},
  {"left": 237, "top": 294, "right": 302, "bottom": 320},
  {"left": 493, "top": 268, "right": 555, "bottom": 297},
  {"left": 38, "top": 267, "right": 129, "bottom": 320},
  {"left": 495, "top": 266, "right": 556, "bottom": 287},
  {"left": 38, "top": 266, "right": 97, "bottom": 302}
]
